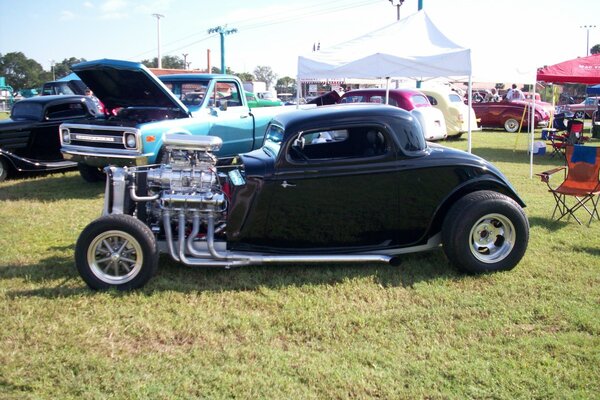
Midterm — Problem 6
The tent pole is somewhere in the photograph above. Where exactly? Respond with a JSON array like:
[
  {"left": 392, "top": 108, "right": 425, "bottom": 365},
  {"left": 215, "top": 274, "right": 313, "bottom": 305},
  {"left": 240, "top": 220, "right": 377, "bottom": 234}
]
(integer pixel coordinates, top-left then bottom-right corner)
[
  {"left": 467, "top": 75, "right": 472, "bottom": 153},
  {"left": 385, "top": 77, "right": 390, "bottom": 105},
  {"left": 296, "top": 77, "right": 301, "bottom": 109},
  {"left": 530, "top": 83, "right": 536, "bottom": 179}
]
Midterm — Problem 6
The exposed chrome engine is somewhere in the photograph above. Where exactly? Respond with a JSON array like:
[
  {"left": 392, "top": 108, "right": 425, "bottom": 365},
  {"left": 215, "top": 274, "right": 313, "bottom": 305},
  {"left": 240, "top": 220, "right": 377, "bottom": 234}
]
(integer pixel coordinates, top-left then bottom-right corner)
[{"left": 103, "top": 133, "right": 236, "bottom": 266}]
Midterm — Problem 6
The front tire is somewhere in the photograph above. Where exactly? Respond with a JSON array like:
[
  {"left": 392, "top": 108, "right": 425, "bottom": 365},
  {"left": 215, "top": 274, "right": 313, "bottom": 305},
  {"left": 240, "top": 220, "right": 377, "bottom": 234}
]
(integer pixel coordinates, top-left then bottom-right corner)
[
  {"left": 75, "top": 214, "right": 158, "bottom": 290},
  {"left": 504, "top": 118, "right": 520, "bottom": 132},
  {"left": 78, "top": 163, "right": 105, "bottom": 183},
  {"left": 442, "top": 190, "right": 529, "bottom": 274},
  {"left": 574, "top": 111, "right": 585, "bottom": 119}
]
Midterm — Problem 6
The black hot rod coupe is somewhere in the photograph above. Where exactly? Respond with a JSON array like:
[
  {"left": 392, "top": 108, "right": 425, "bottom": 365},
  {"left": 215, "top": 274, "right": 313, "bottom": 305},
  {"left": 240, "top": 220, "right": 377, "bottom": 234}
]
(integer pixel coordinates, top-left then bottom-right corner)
[{"left": 74, "top": 104, "right": 529, "bottom": 290}]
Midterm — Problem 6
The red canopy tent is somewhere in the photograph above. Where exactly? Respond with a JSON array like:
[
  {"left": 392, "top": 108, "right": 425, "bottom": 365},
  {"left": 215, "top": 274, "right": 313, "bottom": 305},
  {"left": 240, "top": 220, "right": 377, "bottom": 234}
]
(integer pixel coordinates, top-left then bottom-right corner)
[{"left": 537, "top": 54, "right": 600, "bottom": 84}]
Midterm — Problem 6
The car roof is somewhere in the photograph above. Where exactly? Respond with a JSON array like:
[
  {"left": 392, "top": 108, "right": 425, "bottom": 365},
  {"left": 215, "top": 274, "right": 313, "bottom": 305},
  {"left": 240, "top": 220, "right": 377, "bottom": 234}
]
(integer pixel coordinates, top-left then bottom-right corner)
[
  {"left": 14, "top": 95, "right": 87, "bottom": 105},
  {"left": 345, "top": 88, "right": 425, "bottom": 96},
  {"left": 159, "top": 74, "right": 233, "bottom": 82},
  {"left": 272, "top": 104, "right": 413, "bottom": 137}
]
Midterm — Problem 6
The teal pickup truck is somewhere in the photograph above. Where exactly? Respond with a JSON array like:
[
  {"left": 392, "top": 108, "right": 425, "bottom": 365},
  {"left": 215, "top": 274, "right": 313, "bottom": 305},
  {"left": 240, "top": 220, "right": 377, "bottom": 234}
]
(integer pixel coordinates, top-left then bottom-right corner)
[{"left": 60, "top": 59, "right": 294, "bottom": 182}]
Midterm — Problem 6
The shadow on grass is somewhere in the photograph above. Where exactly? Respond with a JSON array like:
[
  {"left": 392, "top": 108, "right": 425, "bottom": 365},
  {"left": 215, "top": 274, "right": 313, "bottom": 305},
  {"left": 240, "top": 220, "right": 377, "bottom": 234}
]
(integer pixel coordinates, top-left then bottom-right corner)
[
  {"left": 4, "top": 249, "right": 465, "bottom": 298},
  {"left": 528, "top": 216, "right": 573, "bottom": 232},
  {"left": 470, "top": 147, "right": 566, "bottom": 166},
  {"left": 0, "top": 172, "right": 103, "bottom": 202}
]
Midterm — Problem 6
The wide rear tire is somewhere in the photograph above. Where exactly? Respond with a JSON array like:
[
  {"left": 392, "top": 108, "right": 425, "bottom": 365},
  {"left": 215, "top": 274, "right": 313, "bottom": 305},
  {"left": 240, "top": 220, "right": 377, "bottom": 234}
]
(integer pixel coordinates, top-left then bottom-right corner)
[
  {"left": 442, "top": 190, "right": 529, "bottom": 274},
  {"left": 75, "top": 214, "right": 158, "bottom": 290}
]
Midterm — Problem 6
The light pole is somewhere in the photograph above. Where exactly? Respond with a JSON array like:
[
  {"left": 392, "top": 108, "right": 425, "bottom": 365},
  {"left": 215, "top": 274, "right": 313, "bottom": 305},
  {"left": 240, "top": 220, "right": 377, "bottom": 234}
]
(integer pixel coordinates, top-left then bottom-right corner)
[
  {"left": 208, "top": 26, "right": 238, "bottom": 74},
  {"left": 580, "top": 25, "right": 597, "bottom": 56},
  {"left": 49, "top": 59, "right": 55, "bottom": 81},
  {"left": 152, "top": 13, "right": 165, "bottom": 68},
  {"left": 182, "top": 53, "right": 188, "bottom": 70},
  {"left": 388, "top": 0, "right": 404, "bottom": 21}
]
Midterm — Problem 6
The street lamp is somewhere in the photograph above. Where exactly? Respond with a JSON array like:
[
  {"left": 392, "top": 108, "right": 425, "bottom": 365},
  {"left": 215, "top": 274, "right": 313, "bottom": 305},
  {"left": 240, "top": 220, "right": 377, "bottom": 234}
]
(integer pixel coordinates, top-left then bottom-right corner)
[
  {"left": 388, "top": 0, "right": 405, "bottom": 21},
  {"left": 208, "top": 25, "right": 238, "bottom": 74},
  {"left": 152, "top": 13, "right": 165, "bottom": 68},
  {"left": 580, "top": 25, "right": 597, "bottom": 57}
]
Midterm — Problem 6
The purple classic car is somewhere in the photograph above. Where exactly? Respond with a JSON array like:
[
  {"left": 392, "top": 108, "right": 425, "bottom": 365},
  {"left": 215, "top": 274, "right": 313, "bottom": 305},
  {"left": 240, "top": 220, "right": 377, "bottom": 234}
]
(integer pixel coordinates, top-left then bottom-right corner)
[{"left": 471, "top": 99, "right": 549, "bottom": 132}]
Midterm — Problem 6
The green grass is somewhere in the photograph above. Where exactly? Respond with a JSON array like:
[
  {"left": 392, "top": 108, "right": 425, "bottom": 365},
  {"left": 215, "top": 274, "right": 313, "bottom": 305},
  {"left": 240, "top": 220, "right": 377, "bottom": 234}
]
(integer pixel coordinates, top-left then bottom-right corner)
[{"left": 1, "top": 131, "right": 599, "bottom": 399}]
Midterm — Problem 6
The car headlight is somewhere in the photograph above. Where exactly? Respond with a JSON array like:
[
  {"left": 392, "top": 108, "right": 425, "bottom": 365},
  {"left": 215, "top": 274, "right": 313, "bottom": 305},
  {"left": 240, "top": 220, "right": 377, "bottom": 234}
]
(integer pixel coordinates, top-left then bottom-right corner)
[
  {"left": 61, "top": 128, "right": 70, "bottom": 144},
  {"left": 124, "top": 133, "right": 137, "bottom": 149}
]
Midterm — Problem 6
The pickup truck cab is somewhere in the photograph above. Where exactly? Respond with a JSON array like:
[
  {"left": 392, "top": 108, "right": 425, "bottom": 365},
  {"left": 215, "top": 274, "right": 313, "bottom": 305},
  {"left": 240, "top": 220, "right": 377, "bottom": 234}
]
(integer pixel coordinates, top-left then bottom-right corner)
[{"left": 60, "top": 59, "right": 291, "bottom": 182}]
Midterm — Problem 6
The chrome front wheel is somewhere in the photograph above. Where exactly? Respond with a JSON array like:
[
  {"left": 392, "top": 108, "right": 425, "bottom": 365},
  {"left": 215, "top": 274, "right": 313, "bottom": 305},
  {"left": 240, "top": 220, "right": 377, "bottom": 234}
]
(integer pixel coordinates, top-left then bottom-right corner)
[
  {"left": 76, "top": 214, "right": 158, "bottom": 290},
  {"left": 87, "top": 230, "right": 144, "bottom": 285}
]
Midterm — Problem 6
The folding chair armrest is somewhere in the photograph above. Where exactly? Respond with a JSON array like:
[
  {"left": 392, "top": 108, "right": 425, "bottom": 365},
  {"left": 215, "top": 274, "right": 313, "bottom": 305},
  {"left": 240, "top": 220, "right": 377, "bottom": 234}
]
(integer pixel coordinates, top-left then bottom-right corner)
[{"left": 536, "top": 167, "right": 565, "bottom": 183}]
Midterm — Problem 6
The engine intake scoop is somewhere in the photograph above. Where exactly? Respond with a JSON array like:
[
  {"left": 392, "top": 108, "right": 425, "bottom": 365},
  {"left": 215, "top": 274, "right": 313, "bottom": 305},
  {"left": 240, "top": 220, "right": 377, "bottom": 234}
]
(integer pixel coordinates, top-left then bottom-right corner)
[{"left": 163, "top": 133, "right": 223, "bottom": 152}]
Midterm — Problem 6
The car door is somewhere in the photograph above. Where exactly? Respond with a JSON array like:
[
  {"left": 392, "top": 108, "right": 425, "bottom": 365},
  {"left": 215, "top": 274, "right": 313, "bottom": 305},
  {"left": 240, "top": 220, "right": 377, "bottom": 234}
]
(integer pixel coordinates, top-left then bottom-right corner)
[
  {"left": 261, "top": 126, "right": 402, "bottom": 251},
  {"left": 206, "top": 80, "right": 256, "bottom": 156}
]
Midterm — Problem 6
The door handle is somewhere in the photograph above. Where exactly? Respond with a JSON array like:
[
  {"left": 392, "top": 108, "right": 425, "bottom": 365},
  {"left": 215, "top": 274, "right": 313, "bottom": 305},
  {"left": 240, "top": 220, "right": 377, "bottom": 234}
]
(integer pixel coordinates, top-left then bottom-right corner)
[
  {"left": 281, "top": 180, "right": 296, "bottom": 188},
  {"left": 240, "top": 114, "right": 249, "bottom": 119}
]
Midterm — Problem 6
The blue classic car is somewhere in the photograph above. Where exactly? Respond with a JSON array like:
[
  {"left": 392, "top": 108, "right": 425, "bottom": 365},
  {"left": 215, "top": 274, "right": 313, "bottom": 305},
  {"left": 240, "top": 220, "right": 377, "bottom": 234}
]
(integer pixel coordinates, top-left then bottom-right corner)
[
  {"left": 59, "top": 59, "right": 292, "bottom": 182},
  {"left": 73, "top": 104, "right": 530, "bottom": 290}
]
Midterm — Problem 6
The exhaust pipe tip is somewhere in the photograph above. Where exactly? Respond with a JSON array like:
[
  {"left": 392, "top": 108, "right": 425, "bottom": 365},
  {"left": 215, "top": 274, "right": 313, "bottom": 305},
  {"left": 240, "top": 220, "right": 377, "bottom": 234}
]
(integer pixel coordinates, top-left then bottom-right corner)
[{"left": 389, "top": 256, "right": 402, "bottom": 267}]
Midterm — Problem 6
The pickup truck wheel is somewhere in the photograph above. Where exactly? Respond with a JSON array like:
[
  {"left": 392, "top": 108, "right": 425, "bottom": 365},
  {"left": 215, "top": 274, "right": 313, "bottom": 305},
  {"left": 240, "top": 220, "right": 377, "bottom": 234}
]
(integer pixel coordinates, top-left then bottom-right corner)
[
  {"left": 0, "top": 157, "right": 8, "bottom": 182},
  {"left": 442, "top": 190, "right": 529, "bottom": 274},
  {"left": 78, "top": 163, "right": 105, "bottom": 183},
  {"left": 75, "top": 214, "right": 158, "bottom": 290},
  {"left": 504, "top": 118, "right": 520, "bottom": 132}
]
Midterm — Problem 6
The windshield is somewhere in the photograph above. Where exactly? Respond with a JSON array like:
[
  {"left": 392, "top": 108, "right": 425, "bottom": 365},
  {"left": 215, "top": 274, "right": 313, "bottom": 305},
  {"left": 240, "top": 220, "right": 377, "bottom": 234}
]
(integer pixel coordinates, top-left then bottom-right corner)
[
  {"left": 263, "top": 124, "right": 284, "bottom": 157},
  {"left": 162, "top": 80, "right": 211, "bottom": 108}
]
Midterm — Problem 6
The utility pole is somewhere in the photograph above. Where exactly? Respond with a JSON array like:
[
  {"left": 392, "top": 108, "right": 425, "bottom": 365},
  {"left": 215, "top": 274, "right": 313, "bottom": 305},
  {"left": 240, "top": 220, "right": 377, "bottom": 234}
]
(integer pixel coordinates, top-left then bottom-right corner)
[
  {"left": 580, "top": 25, "right": 597, "bottom": 56},
  {"left": 49, "top": 59, "right": 55, "bottom": 81},
  {"left": 388, "top": 0, "right": 404, "bottom": 21},
  {"left": 182, "top": 53, "right": 189, "bottom": 69},
  {"left": 152, "top": 13, "right": 165, "bottom": 68},
  {"left": 208, "top": 25, "right": 238, "bottom": 74}
]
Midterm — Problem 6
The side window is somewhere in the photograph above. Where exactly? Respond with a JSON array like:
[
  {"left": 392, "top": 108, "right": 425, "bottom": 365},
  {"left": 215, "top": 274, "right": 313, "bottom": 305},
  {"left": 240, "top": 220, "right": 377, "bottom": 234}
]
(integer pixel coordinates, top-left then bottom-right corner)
[
  {"left": 288, "top": 127, "right": 389, "bottom": 162},
  {"left": 426, "top": 95, "right": 438, "bottom": 106},
  {"left": 209, "top": 81, "right": 242, "bottom": 108},
  {"left": 340, "top": 95, "right": 366, "bottom": 103}
]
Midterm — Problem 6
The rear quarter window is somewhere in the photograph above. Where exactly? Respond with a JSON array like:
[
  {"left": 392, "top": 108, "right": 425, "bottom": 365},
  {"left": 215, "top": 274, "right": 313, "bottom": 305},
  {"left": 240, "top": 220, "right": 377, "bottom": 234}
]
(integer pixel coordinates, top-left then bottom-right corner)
[{"left": 410, "top": 94, "right": 431, "bottom": 107}]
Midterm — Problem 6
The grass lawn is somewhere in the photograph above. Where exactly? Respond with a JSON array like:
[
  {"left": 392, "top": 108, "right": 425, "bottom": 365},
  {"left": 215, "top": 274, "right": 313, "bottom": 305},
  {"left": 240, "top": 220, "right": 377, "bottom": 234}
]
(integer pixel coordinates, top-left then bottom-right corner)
[{"left": 0, "top": 130, "right": 598, "bottom": 399}]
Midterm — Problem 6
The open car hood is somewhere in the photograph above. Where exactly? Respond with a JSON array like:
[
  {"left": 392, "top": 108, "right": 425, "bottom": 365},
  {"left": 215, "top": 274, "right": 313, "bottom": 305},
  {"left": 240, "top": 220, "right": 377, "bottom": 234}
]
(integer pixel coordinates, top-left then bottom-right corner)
[{"left": 71, "top": 59, "right": 189, "bottom": 113}]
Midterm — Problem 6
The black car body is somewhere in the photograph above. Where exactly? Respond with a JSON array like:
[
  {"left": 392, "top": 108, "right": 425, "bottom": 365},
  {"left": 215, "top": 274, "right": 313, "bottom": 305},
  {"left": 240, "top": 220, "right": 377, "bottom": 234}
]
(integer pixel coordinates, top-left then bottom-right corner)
[
  {"left": 0, "top": 95, "right": 99, "bottom": 181},
  {"left": 74, "top": 104, "right": 529, "bottom": 290}
]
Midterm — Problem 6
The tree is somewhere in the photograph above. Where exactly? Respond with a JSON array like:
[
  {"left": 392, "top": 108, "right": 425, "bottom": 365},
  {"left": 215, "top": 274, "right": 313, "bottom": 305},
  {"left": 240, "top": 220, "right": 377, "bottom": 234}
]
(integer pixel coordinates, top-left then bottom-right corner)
[
  {"left": 53, "top": 57, "right": 87, "bottom": 79},
  {"left": 591, "top": 44, "right": 600, "bottom": 55},
  {"left": 211, "top": 66, "right": 234, "bottom": 74},
  {"left": 236, "top": 72, "right": 254, "bottom": 82},
  {"left": 141, "top": 55, "right": 185, "bottom": 69},
  {"left": 275, "top": 76, "right": 296, "bottom": 94},
  {"left": 0, "top": 52, "right": 49, "bottom": 92},
  {"left": 253, "top": 66, "right": 277, "bottom": 90}
]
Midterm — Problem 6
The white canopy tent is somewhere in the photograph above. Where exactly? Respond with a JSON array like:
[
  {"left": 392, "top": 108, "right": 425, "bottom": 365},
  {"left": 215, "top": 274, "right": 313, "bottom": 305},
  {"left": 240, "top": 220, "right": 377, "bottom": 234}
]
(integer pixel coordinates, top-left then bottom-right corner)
[{"left": 297, "top": 10, "right": 475, "bottom": 151}]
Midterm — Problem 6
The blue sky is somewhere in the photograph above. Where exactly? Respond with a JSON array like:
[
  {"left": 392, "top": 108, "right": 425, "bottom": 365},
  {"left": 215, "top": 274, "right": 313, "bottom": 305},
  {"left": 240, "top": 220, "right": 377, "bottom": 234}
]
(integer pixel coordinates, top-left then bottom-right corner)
[{"left": 1, "top": 0, "right": 599, "bottom": 80}]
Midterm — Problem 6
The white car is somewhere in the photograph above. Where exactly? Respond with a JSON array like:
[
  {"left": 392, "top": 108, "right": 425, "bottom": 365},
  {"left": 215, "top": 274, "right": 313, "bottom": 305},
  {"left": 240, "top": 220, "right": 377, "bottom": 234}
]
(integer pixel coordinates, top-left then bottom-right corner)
[
  {"left": 421, "top": 88, "right": 479, "bottom": 138},
  {"left": 340, "top": 88, "right": 447, "bottom": 141}
]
